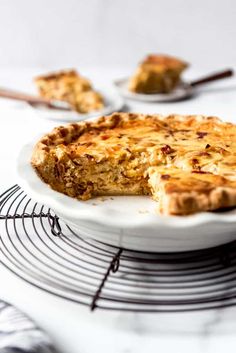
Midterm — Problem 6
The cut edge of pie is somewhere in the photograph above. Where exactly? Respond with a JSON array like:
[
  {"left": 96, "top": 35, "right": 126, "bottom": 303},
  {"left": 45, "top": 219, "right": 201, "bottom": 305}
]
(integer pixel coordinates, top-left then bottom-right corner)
[{"left": 31, "top": 112, "right": 236, "bottom": 215}]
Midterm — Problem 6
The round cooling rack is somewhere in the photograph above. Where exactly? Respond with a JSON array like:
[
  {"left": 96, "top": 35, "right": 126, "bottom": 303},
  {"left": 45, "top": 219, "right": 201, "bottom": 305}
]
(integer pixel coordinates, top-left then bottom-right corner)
[{"left": 1, "top": 185, "right": 236, "bottom": 313}]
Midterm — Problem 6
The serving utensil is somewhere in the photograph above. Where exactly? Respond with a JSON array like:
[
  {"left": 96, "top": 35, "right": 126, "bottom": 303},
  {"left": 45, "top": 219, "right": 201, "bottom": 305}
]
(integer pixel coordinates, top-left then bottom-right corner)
[
  {"left": 114, "top": 68, "right": 234, "bottom": 102},
  {"left": 0, "top": 87, "right": 72, "bottom": 111},
  {"left": 0, "top": 85, "right": 124, "bottom": 122}
]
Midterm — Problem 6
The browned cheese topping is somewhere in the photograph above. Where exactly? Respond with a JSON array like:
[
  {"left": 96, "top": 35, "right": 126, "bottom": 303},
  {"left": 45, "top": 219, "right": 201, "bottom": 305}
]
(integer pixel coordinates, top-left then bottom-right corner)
[{"left": 31, "top": 113, "right": 236, "bottom": 215}]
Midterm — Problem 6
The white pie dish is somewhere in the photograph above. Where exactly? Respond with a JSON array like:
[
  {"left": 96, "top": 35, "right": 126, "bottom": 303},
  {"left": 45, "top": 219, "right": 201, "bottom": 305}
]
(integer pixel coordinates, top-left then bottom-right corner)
[{"left": 16, "top": 139, "right": 236, "bottom": 253}]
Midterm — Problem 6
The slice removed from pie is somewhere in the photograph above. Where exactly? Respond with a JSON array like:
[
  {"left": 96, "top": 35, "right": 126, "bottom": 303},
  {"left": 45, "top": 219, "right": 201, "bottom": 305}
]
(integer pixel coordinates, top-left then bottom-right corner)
[{"left": 31, "top": 112, "right": 236, "bottom": 215}]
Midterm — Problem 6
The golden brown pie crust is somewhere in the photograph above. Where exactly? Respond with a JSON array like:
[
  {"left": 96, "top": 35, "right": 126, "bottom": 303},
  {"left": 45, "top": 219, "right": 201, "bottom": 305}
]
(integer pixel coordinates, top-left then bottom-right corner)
[{"left": 31, "top": 113, "right": 236, "bottom": 215}]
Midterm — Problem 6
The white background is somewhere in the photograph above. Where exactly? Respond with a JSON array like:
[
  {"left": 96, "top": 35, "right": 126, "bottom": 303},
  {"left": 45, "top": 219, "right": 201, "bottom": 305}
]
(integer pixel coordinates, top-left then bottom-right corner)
[{"left": 0, "top": 0, "right": 235, "bottom": 70}]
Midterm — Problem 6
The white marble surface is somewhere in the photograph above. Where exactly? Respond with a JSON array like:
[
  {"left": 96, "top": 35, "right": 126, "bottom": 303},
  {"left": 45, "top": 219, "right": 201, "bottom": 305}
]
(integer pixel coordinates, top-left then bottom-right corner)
[{"left": 1, "top": 67, "right": 236, "bottom": 352}]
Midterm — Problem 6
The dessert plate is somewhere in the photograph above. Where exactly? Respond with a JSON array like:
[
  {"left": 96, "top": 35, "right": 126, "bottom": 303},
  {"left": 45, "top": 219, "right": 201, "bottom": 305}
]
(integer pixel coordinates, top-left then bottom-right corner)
[
  {"left": 16, "top": 139, "right": 236, "bottom": 253},
  {"left": 114, "top": 69, "right": 233, "bottom": 103},
  {"left": 114, "top": 78, "right": 193, "bottom": 102},
  {"left": 28, "top": 87, "right": 124, "bottom": 122}
]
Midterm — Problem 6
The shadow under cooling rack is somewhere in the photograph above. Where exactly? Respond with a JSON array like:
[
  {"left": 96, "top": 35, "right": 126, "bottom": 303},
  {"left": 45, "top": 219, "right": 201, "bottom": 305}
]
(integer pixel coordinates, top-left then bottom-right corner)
[{"left": 1, "top": 185, "right": 236, "bottom": 313}]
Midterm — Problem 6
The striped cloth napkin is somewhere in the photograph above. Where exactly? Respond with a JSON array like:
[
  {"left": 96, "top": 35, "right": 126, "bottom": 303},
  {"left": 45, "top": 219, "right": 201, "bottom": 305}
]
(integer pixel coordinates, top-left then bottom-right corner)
[{"left": 0, "top": 301, "right": 56, "bottom": 352}]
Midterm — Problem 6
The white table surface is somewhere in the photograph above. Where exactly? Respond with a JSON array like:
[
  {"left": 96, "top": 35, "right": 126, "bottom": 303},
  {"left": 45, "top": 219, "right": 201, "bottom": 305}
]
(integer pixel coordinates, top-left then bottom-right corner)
[{"left": 1, "top": 67, "right": 236, "bottom": 353}]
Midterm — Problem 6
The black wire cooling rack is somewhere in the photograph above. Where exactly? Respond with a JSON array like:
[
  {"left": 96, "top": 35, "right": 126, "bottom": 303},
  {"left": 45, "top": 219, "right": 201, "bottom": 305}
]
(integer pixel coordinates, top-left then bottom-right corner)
[{"left": 1, "top": 185, "right": 236, "bottom": 313}]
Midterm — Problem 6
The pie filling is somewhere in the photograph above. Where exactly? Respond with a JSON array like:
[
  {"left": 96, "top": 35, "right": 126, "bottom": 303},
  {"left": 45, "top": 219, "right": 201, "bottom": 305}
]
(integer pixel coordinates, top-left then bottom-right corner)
[
  {"left": 54, "top": 150, "right": 150, "bottom": 199},
  {"left": 32, "top": 113, "right": 236, "bottom": 215}
]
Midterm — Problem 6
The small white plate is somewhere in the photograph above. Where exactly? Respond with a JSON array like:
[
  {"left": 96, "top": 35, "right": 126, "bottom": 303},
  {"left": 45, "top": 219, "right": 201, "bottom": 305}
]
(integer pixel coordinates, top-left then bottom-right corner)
[
  {"left": 114, "top": 78, "right": 193, "bottom": 102},
  {"left": 29, "top": 87, "right": 124, "bottom": 122},
  {"left": 16, "top": 139, "right": 236, "bottom": 253}
]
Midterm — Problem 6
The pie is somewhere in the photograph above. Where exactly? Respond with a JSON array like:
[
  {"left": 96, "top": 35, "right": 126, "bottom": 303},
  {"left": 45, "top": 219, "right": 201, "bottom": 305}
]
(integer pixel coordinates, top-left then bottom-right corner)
[
  {"left": 128, "top": 54, "right": 188, "bottom": 94},
  {"left": 34, "top": 69, "right": 104, "bottom": 113},
  {"left": 31, "top": 113, "right": 236, "bottom": 215}
]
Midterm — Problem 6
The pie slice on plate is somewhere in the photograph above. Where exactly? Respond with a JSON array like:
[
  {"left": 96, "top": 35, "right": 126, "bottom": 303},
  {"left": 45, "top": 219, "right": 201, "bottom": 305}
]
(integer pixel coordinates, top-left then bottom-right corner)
[
  {"left": 35, "top": 69, "right": 104, "bottom": 113},
  {"left": 128, "top": 54, "right": 188, "bottom": 94},
  {"left": 31, "top": 113, "right": 236, "bottom": 215}
]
